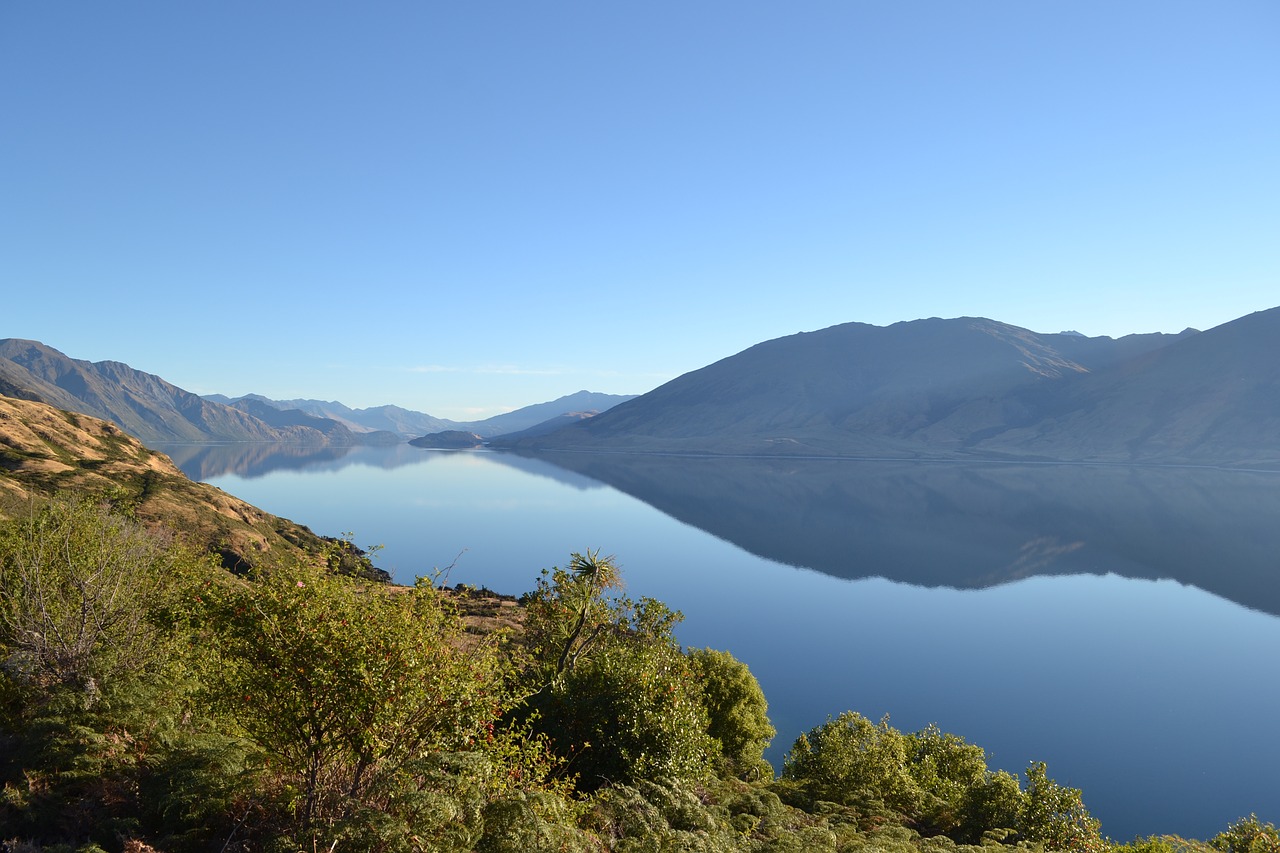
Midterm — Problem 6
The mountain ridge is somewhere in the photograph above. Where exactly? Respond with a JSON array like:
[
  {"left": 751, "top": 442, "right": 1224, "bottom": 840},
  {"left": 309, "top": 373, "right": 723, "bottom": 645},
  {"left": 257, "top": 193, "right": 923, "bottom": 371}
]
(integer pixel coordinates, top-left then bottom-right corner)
[
  {"left": 212, "top": 390, "right": 638, "bottom": 439},
  {"left": 497, "top": 309, "right": 1278, "bottom": 467},
  {"left": 0, "top": 339, "right": 388, "bottom": 446}
]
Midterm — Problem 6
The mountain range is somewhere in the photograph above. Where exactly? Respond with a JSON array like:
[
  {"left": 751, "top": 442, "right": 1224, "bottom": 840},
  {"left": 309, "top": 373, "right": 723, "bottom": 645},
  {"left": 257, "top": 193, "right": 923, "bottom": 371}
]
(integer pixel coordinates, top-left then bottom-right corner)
[
  {"left": 0, "top": 338, "right": 633, "bottom": 446},
  {"left": 498, "top": 307, "right": 1280, "bottom": 467},
  {"left": 6, "top": 305, "right": 1277, "bottom": 466},
  {"left": 206, "top": 390, "right": 637, "bottom": 438}
]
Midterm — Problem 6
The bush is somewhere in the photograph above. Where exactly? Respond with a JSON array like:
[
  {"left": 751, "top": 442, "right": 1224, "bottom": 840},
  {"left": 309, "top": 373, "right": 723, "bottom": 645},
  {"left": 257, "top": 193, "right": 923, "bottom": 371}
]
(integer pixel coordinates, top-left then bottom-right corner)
[
  {"left": 529, "top": 626, "right": 715, "bottom": 789},
  {"left": 1211, "top": 815, "right": 1280, "bottom": 853},
  {"left": 903, "top": 724, "right": 991, "bottom": 837},
  {"left": 688, "top": 648, "right": 776, "bottom": 780},
  {"left": 781, "top": 711, "right": 921, "bottom": 817},
  {"left": 518, "top": 553, "right": 716, "bottom": 790},
  {"left": 203, "top": 561, "right": 512, "bottom": 844},
  {"left": 1018, "top": 761, "right": 1106, "bottom": 853}
]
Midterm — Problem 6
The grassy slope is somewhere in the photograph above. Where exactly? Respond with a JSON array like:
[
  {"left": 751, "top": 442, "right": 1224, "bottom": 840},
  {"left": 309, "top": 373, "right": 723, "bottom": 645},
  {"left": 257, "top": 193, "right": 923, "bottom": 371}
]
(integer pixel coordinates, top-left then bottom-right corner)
[{"left": 0, "top": 394, "right": 373, "bottom": 575}]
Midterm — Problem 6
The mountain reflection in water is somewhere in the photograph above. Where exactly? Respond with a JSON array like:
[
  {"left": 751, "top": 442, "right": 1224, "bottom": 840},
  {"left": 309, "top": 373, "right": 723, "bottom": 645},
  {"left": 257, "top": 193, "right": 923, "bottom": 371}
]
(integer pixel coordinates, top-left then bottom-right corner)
[
  {"left": 162, "top": 442, "right": 1280, "bottom": 618},
  {"left": 513, "top": 451, "right": 1280, "bottom": 618}
]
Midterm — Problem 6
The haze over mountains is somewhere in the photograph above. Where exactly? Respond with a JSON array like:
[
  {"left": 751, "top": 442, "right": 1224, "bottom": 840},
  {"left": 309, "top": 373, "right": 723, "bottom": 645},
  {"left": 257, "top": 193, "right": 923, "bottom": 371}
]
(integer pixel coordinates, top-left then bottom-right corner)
[{"left": 499, "top": 307, "right": 1280, "bottom": 467}]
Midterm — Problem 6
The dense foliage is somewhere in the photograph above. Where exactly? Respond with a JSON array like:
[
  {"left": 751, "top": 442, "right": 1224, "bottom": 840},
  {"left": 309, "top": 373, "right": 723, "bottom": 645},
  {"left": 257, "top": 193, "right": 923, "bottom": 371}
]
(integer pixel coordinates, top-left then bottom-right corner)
[{"left": 0, "top": 498, "right": 1272, "bottom": 852}]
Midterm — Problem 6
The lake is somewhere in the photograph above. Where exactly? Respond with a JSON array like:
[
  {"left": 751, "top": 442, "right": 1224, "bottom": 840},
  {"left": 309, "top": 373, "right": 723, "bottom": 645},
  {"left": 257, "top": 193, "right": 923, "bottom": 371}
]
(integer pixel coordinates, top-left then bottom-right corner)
[{"left": 162, "top": 442, "right": 1280, "bottom": 841}]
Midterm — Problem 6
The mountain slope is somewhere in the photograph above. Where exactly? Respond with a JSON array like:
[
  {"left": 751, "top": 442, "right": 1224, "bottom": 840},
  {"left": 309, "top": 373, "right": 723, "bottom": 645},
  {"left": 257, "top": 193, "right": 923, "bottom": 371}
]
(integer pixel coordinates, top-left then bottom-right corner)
[
  {"left": 226, "top": 397, "right": 401, "bottom": 445},
  {"left": 461, "top": 391, "right": 637, "bottom": 437},
  {"left": 0, "top": 394, "right": 385, "bottom": 578},
  {"left": 509, "top": 317, "right": 1193, "bottom": 458},
  {"left": 0, "top": 340, "right": 384, "bottom": 446},
  {"left": 975, "top": 306, "right": 1280, "bottom": 464},
  {"left": 208, "top": 396, "right": 460, "bottom": 437}
]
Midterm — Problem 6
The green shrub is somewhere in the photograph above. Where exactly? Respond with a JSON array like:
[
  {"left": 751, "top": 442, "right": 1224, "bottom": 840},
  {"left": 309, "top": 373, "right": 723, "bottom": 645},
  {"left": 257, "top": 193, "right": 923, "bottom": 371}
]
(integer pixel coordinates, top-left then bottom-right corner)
[
  {"left": 689, "top": 648, "right": 776, "bottom": 780},
  {"left": 1018, "top": 761, "right": 1106, "bottom": 853},
  {"left": 781, "top": 711, "right": 921, "bottom": 817},
  {"left": 1211, "top": 815, "right": 1280, "bottom": 853}
]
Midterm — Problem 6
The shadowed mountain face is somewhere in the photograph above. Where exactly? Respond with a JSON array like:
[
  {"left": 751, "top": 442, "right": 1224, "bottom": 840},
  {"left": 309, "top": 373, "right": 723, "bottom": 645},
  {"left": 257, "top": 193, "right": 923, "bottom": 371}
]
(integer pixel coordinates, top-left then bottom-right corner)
[
  {"left": 975, "top": 307, "right": 1280, "bottom": 463},
  {"left": 516, "top": 451, "right": 1280, "bottom": 617},
  {"left": 504, "top": 310, "right": 1280, "bottom": 466},
  {"left": 0, "top": 340, "right": 395, "bottom": 446}
]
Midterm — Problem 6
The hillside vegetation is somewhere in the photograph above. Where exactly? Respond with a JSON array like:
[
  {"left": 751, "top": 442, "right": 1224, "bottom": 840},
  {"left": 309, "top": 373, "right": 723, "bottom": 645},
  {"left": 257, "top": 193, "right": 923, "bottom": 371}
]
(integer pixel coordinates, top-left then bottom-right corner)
[{"left": 0, "top": 395, "right": 384, "bottom": 579}]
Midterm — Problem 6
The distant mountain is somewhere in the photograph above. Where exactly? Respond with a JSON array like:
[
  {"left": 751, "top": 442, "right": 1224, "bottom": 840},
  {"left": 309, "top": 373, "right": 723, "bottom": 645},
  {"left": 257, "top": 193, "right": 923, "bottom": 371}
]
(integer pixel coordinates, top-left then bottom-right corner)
[
  {"left": 225, "top": 397, "right": 401, "bottom": 445},
  {"left": 503, "top": 310, "right": 1280, "bottom": 466},
  {"left": 205, "top": 395, "right": 460, "bottom": 437},
  {"left": 210, "top": 390, "right": 635, "bottom": 440},
  {"left": 0, "top": 339, "right": 391, "bottom": 446},
  {"left": 489, "top": 410, "right": 604, "bottom": 443},
  {"left": 460, "top": 391, "right": 637, "bottom": 437}
]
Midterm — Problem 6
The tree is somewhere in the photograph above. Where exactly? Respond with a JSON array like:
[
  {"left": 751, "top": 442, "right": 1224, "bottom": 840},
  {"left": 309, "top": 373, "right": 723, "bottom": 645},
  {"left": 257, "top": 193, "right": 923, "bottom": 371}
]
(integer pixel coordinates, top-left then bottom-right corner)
[
  {"left": 0, "top": 498, "right": 245, "bottom": 849},
  {"left": 521, "top": 548, "right": 624, "bottom": 680},
  {"left": 1211, "top": 815, "right": 1280, "bottom": 853},
  {"left": 1019, "top": 761, "right": 1106, "bottom": 853},
  {"left": 518, "top": 553, "right": 715, "bottom": 790},
  {"left": 781, "top": 711, "right": 922, "bottom": 817},
  {"left": 0, "top": 497, "right": 173, "bottom": 704},
  {"left": 203, "top": 558, "right": 511, "bottom": 842},
  {"left": 687, "top": 647, "right": 775, "bottom": 780},
  {"left": 903, "top": 723, "right": 990, "bottom": 836}
]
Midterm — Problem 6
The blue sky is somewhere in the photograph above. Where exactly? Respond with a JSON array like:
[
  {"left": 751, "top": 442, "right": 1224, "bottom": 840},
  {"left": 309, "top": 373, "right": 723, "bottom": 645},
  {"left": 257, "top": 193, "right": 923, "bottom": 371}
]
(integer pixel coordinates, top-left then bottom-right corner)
[{"left": 3, "top": 2, "right": 1276, "bottom": 419}]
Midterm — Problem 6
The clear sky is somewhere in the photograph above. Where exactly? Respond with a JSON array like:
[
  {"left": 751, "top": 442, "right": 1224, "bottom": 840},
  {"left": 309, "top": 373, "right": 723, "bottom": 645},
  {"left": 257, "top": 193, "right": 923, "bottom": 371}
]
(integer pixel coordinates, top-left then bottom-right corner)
[{"left": 2, "top": 2, "right": 1276, "bottom": 420}]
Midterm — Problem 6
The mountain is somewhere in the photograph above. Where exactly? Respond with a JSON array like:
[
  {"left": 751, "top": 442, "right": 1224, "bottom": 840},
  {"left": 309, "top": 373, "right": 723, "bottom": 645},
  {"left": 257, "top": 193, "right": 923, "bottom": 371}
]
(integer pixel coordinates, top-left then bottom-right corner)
[
  {"left": 501, "top": 317, "right": 1202, "bottom": 458},
  {"left": 460, "top": 391, "right": 637, "bottom": 437},
  {"left": 0, "top": 394, "right": 386, "bottom": 579},
  {"left": 487, "top": 410, "right": 604, "bottom": 442},
  {"left": 502, "top": 309, "right": 1280, "bottom": 466},
  {"left": 0, "top": 340, "right": 394, "bottom": 446},
  {"left": 209, "top": 390, "right": 635, "bottom": 439},
  {"left": 967, "top": 307, "right": 1280, "bottom": 464},
  {"left": 205, "top": 395, "right": 460, "bottom": 437},
  {"left": 225, "top": 397, "right": 401, "bottom": 445}
]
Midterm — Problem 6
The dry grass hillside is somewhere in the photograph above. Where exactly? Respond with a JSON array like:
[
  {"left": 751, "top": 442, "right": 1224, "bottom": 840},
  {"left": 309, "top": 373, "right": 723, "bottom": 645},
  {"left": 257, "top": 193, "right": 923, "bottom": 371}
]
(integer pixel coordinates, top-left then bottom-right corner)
[{"left": 0, "top": 393, "right": 383, "bottom": 577}]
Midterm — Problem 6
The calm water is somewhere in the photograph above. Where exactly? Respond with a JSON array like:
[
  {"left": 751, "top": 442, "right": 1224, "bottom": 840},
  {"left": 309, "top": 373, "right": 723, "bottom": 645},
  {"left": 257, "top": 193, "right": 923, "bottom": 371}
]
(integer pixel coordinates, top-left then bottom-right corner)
[{"left": 165, "top": 443, "right": 1280, "bottom": 841}]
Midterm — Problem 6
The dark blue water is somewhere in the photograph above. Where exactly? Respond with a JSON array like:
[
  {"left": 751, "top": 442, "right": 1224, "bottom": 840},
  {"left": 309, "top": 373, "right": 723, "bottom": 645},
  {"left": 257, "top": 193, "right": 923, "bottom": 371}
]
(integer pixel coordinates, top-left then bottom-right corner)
[{"left": 166, "top": 443, "right": 1280, "bottom": 841}]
